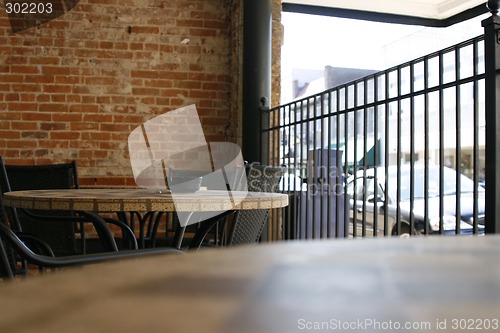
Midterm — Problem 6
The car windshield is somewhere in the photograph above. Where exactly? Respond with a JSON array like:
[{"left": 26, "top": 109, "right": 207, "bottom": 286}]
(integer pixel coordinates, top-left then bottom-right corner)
[{"left": 387, "top": 166, "right": 483, "bottom": 201}]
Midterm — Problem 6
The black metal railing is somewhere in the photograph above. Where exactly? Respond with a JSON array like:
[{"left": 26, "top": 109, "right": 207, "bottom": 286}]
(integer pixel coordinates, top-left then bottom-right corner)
[{"left": 264, "top": 34, "right": 488, "bottom": 239}]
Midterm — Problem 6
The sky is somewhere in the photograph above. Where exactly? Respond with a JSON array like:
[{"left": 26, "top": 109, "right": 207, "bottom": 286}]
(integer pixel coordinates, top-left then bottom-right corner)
[
  {"left": 281, "top": 12, "right": 425, "bottom": 71},
  {"left": 280, "top": 12, "right": 488, "bottom": 103}
]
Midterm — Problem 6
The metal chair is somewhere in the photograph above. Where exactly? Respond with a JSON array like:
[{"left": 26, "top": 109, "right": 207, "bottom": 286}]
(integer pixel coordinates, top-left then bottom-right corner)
[
  {"left": 0, "top": 221, "right": 183, "bottom": 281},
  {"left": 0, "top": 157, "right": 137, "bottom": 256},
  {"left": 0, "top": 159, "right": 183, "bottom": 280},
  {"left": 226, "top": 163, "right": 285, "bottom": 246},
  {"left": 187, "top": 163, "right": 285, "bottom": 250},
  {"left": 0, "top": 199, "right": 57, "bottom": 277}
]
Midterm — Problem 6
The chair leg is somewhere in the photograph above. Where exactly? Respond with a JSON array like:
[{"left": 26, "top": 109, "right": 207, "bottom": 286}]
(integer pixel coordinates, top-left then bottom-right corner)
[
  {"left": 77, "top": 211, "right": 119, "bottom": 252},
  {"left": 0, "top": 237, "right": 14, "bottom": 280},
  {"left": 188, "top": 211, "right": 235, "bottom": 251}
]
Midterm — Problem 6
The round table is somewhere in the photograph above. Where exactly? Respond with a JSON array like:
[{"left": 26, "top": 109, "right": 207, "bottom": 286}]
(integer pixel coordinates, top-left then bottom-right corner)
[{"left": 3, "top": 188, "right": 289, "bottom": 249}]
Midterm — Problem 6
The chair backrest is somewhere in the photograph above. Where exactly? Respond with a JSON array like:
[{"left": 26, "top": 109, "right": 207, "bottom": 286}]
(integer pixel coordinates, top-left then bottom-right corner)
[
  {"left": 0, "top": 157, "right": 80, "bottom": 255},
  {"left": 227, "top": 163, "right": 284, "bottom": 246}
]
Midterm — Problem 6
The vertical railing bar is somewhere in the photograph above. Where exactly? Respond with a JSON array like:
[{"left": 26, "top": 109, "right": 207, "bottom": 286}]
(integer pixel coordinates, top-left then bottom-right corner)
[
  {"left": 342, "top": 88, "right": 349, "bottom": 238},
  {"left": 287, "top": 104, "right": 292, "bottom": 239},
  {"left": 410, "top": 63, "right": 416, "bottom": 236},
  {"left": 280, "top": 106, "right": 284, "bottom": 166},
  {"left": 373, "top": 75, "right": 379, "bottom": 237},
  {"left": 322, "top": 93, "right": 327, "bottom": 239},
  {"left": 283, "top": 105, "right": 289, "bottom": 240},
  {"left": 353, "top": 84, "right": 359, "bottom": 237},
  {"left": 309, "top": 97, "right": 315, "bottom": 240},
  {"left": 316, "top": 95, "right": 322, "bottom": 239},
  {"left": 294, "top": 102, "right": 301, "bottom": 239},
  {"left": 271, "top": 107, "right": 275, "bottom": 241},
  {"left": 396, "top": 67, "right": 402, "bottom": 236},
  {"left": 344, "top": 86, "right": 358, "bottom": 238},
  {"left": 293, "top": 103, "right": 299, "bottom": 239},
  {"left": 286, "top": 105, "right": 292, "bottom": 240},
  {"left": 285, "top": 105, "right": 291, "bottom": 171},
  {"left": 362, "top": 80, "right": 368, "bottom": 238},
  {"left": 455, "top": 46, "right": 462, "bottom": 235},
  {"left": 296, "top": 101, "right": 303, "bottom": 239},
  {"left": 290, "top": 104, "right": 296, "bottom": 240},
  {"left": 272, "top": 106, "right": 276, "bottom": 167},
  {"left": 384, "top": 71, "right": 390, "bottom": 236},
  {"left": 334, "top": 91, "right": 341, "bottom": 238},
  {"left": 473, "top": 39, "right": 480, "bottom": 235},
  {"left": 275, "top": 106, "right": 280, "bottom": 240},
  {"left": 305, "top": 98, "right": 311, "bottom": 240},
  {"left": 424, "top": 56, "right": 430, "bottom": 235},
  {"left": 326, "top": 92, "right": 332, "bottom": 239},
  {"left": 439, "top": 51, "right": 445, "bottom": 235},
  {"left": 275, "top": 107, "right": 281, "bottom": 240}
]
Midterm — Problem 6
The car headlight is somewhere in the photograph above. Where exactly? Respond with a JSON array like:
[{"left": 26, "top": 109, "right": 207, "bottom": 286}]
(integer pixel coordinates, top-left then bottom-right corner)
[
  {"left": 430, "top": 215, "right": 475, "bottom": 233},
  {"left": 430, "top": 215, "right": 460, "bottom": 232},
  {"left": 467, "top": 216, "right": 485, "bottom": 226}
]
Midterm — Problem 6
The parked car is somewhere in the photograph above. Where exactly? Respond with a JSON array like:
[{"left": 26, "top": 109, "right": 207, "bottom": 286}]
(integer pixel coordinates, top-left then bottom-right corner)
[{"left": 346, "top": 164, "right": 485, "bottom": 237}]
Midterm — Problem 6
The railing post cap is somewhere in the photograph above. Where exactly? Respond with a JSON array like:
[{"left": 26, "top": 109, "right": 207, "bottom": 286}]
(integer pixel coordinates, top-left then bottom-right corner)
[{"left": 487, "top": 0, "right": 500, "bottom": 15}]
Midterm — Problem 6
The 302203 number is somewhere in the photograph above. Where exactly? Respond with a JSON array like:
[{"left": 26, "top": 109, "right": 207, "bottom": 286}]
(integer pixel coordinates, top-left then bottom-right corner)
[
  {"left": 5, "top": 2, "right": 53, "bottom": 14},
  {"left": 451, "top": 318, "right": 499, "bottom": 330}
]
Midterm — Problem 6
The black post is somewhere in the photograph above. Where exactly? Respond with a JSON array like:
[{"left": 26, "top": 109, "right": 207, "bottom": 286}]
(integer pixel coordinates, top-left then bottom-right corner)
[
  {"left": 482, "top": 0, "right": 500, "bottom": 234},
  {"left": 243, "top": 0, "right": 272, "bottom": 164}
]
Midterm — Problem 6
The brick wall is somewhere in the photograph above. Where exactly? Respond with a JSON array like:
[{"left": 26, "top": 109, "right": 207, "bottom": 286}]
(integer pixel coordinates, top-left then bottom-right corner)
[
  {"left": 0, "top": 0, "right": 236, "bottom": 186},
  {"left": 0, "top": 0, "right": 282, "bottom": 186}
]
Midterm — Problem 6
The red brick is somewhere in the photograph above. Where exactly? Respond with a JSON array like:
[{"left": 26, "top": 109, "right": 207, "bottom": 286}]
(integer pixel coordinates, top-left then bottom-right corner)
[
  {"left": 21, "top": 131, "right": 48, "bottom": 139},
  {"left": 8, "top": 103, "right": 37, "bottom": 111},
  {"left": 189, "top": 28, "right": 217, "bottom": 37},
  {"left": 176, "top": 19, "right": 203, "bottom": 28},
  {"left": 132, "top": 87, "right": 160, "bottom": 96},
  {"left": 21, "top": 112, "right": 51, "bottom": 121},
  {"left": 50, "top": 95, "right": 67, "bottom": 103},
  {"left": 10, "top": 121, "right": 37, "bottom": 130},
  {"left": 10, "top": 65, "right": 39, "bottom": 74},
  {"left": 131, "top": 70, "right": 158, "bottom": 79},
  {"left": 130, "top": 26, "right": 160, "bottom": 34},
  {"left": 70, "top": 104, "right": 99, "bottom": 113},
  {"left": 50, "top": 132, "right": 81, "bottom": 140},
  {"left": 40, "top": 122, "right": 68, "bottom": 131},
  {"left": 20, "top": 93, "right": 36, "bottom": 102},
  {"left": 129, "top": 43, "right": 144, "bottom": 50},
  {"left": 53, "top": 113, "right": 82, "bottom": 122},
  {"left": 42, "top": 66, "right": 72, "bottom": 76},
  {"left": 43, "top": 85, "right": 72, "bottom": 93},
  {"left": 28, "top": 57, "right": 60, "bottom": 65},
  {"left": 24, "top": 75, "right": 55, "bottom": 84},
  {"left": 5, "top": 93, "right": 20, "bottom": 101},
  {"left": 39, "top": 104, "right": 69, "bottom": 112},
  {"left": 84, "top": 77, "right": 115, "bottom": 85},
  {"left": 82, "top": 114, "right": 113, "bottom": 122},
  {"left": 55, "top": 76, "right": 80, "bottom": 84}
]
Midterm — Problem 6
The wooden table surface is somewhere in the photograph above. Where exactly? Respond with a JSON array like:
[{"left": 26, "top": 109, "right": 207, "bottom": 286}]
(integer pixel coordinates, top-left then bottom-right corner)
[
  {"left": 2, "top": 188, "right": 288, "bottom": 212},
  {"left": 1, "top": 235, "right": 499, "bottom": 333}
]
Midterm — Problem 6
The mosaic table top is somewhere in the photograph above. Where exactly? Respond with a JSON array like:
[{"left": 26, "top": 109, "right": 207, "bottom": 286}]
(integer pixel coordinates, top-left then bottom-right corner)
[{"left": 3, "top": 188, "right": 288, "bottom": 213}]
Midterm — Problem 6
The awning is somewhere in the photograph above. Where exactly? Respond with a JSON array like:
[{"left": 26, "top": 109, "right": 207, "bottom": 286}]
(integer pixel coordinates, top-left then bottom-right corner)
[
  {"left": 331, "top": 137, "right": 381, "bottom": 168},
  {"left": 282, "top": 0, "right": 488, "bottom": 27}
]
